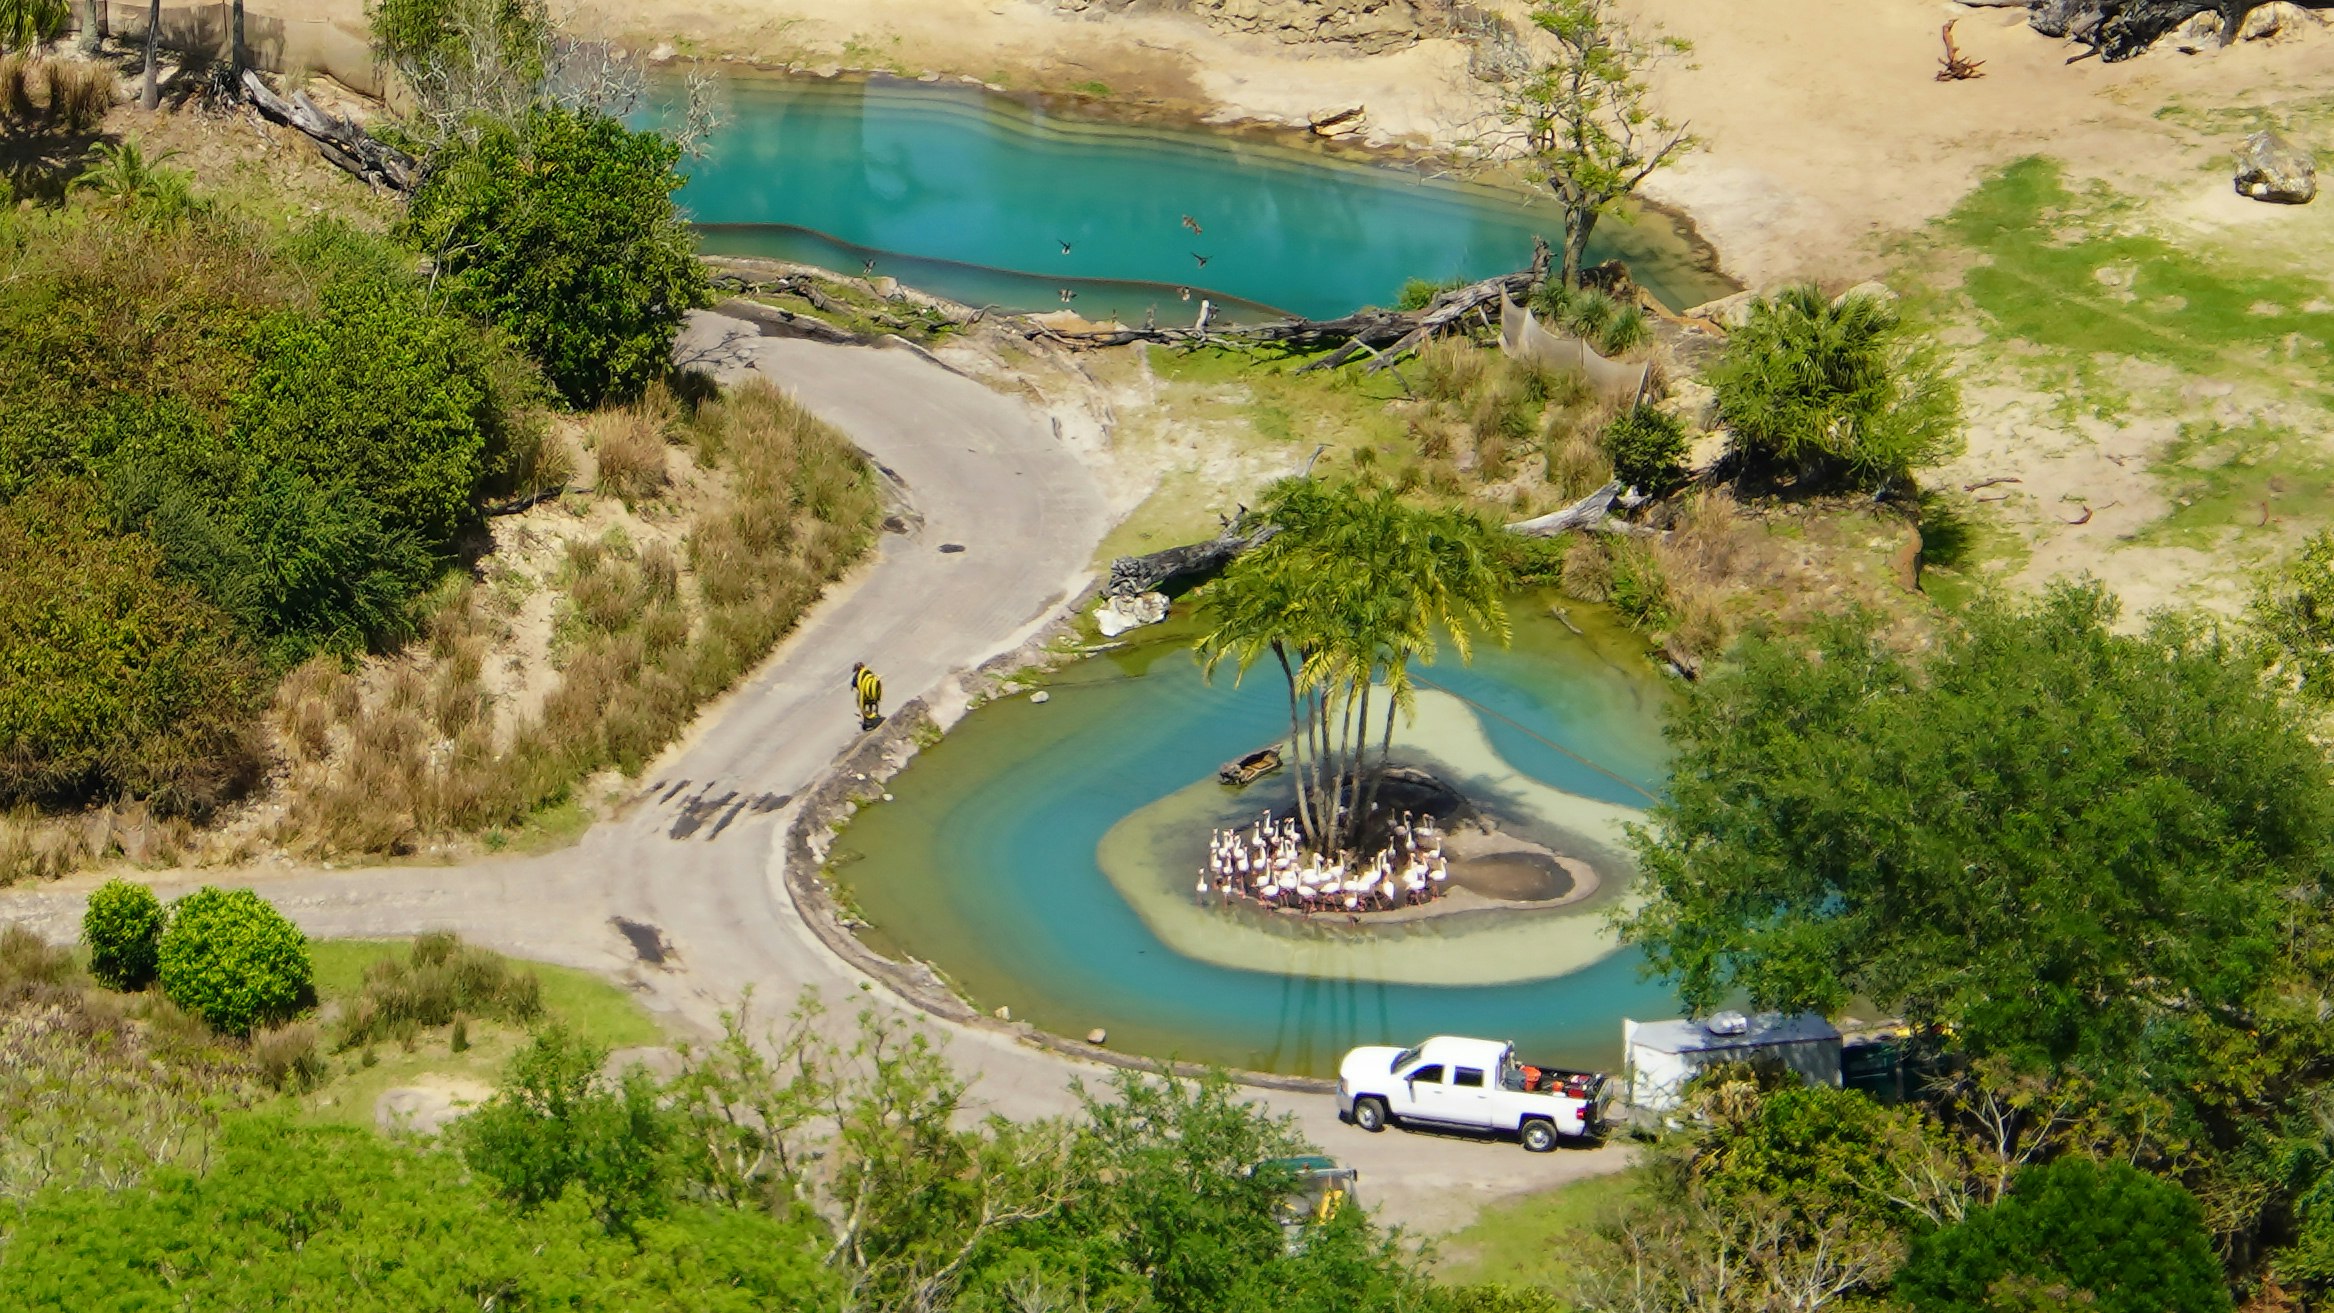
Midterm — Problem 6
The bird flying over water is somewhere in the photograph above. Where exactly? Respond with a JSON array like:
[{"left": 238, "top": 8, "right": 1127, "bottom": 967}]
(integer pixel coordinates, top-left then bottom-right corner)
[
  {"left": 1058, "top": 287, "right": 1077, "bottom": 303},
  {"left": 861, "top": 258, "right": 876, "bottom": 276},
  {"left": 1191, "top": 252, "right": 1210, "bottom": 267},
  {"left": 1058, "top": 240, "right": 1073, "bottom": 254},
  {"left": 1181, "top": 214, "right": 1203, "bottom": 235},
  {"left": 1177, "top": 286, "right": 1192, "bottom": 301}
]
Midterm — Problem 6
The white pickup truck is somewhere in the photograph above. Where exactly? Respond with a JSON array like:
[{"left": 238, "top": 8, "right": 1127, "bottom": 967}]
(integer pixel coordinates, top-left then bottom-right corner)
[{"left": 1336, "top": 1035, "right": 1607, "bottom": 1152}]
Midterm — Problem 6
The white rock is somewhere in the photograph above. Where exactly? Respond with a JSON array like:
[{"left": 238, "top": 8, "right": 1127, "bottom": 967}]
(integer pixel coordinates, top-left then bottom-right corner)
[
  {"left": 1095, "top": 591, "right": 1169, "bottom": 637},
  {"left": 1086, "top": 1028, "right": 1108, "bottom": 1045},
  {"left": 646, "top": 42, "right": 676, "bottom": 62},
  {"left": 1030, "top": 690, "right": 1051, "bottom": 704},
  {"left": 992, "top": 1005, "right": 1011, "bottom": 1021}
]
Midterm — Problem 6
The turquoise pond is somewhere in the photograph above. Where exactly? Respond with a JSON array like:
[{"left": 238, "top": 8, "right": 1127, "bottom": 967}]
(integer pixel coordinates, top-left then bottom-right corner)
[
  {"left": 829, "top": 601, "right": 1686, "bottom": 1078},
  {"left": 671, "top": 76, "right": 1733, "bottom": 321}
]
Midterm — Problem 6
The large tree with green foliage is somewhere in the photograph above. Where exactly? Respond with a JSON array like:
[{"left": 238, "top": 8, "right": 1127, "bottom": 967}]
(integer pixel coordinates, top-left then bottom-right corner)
[
  {"left": 1497, "top": 0, "right": 1694, "bottom": 288},
  {"left": 1620, "top": 581, "right": 2334, "bottom": 1082},
  {"left": 1896, "top": 1158, "right": 2229, "bottom": 1313},
  {"left": 1706, "top": 284, "right": 1962, "bottom": 493},
  {"left": 1198, "top": 478, "right": 1507, "bottom": 857},
  {"left": 401, "top": 103, "right": 709, "bottom": 408}
]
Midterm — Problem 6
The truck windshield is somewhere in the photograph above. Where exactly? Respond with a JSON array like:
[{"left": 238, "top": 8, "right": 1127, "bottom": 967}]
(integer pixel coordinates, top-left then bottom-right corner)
[{"left": 1390, "top": 1047, "right": 1420, "bottom": 1073}]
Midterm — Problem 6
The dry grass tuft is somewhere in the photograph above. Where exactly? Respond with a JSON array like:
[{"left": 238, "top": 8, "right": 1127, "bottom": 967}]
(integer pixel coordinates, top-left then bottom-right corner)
[
  {"left": 251, "top": 1020, "right": 325, "bottom": 1093},
  {"left": 589, "top": 405, "right": 671, "bottom": 506},
  {"left": 42, "top": 60, "right": 114, "bottom": 131},
  {"left": 0, "top": 57, "right": 117, "bottom": 131}
]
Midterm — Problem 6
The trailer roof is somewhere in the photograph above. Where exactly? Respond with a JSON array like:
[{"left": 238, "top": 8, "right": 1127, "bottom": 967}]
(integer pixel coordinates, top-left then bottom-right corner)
[{"left": 1628, "top": 1013, "right": 1840, "bottom": 1055}]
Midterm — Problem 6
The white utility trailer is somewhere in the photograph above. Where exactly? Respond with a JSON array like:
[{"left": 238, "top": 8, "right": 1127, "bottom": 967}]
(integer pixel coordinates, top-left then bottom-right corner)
[{"left": 1621, "top": 1012, "right": 1842, "bottom": 1113}]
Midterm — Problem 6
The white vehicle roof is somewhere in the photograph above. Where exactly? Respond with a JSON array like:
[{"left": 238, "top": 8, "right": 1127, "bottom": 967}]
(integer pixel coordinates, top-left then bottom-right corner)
[{"left": 1404, "top": 1036, "right": 1511, "bottom": 1069}]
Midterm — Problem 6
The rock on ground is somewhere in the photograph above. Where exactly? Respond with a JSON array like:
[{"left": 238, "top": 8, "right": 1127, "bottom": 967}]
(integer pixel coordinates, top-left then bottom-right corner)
[
  {"left": 2235, "top": 130, "right": 2318, "bottom": 204},
  {"left": 1096, "top": 590, "right": 1170, "bottom": 636}
]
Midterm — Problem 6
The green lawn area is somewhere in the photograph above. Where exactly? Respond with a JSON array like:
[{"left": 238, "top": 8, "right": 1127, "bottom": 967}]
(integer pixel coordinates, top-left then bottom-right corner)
[
  {"left": 1434, "top": 1170, "right": 1639, "bottom": 1300},
  {"left": 292, "top": 938, "right": 665, "bottom": 1129}
]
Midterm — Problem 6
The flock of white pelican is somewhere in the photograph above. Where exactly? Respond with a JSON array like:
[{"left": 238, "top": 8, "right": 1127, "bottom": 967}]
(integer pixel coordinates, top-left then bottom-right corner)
[{"left": 1199, "top": 810, "right": 1450, "bottom": 915}]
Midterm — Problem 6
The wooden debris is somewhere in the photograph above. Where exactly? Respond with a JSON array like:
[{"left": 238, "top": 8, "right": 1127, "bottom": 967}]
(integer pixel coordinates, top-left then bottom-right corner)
[
  {"left": 1937, "top": 20, "right": 1987, "bottom": 80},
  {"left": 1962, "top": 476, "right": 2022, "bottom": 492},
  {"left": 1506, "top": 481, "right": 1625, "bottom": 538}
]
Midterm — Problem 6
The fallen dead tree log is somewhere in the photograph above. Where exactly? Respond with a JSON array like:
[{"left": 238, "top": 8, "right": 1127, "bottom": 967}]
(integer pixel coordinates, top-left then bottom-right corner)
[
  {"left": 1506, "top": 482, "right": 1624, "bottom": 537},
  {"left": 1106, "top": 515, "right": 1280, "bottom": 597},
  {"left": 241, "top": 70, "right": 417, "bottom": 193},
  {"left": 1106, "top": 478, "right": 1652, "bottom": 595},
  {"left": 1035, "top": 238, "right": 1553, "bottom": 373}
]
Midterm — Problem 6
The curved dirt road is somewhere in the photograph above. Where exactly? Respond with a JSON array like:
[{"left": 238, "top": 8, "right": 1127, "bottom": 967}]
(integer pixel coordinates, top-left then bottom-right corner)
[{"left": 0, "top": 317, "right": 1627, "bottom": 1232}]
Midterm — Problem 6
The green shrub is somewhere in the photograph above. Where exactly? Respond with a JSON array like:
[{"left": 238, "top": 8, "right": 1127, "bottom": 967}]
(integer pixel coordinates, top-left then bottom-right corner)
[
  {"left": 1896, "top": 1158, "right": 2229, "bottom": 1313},
  {"left": 0, "top": 487, "right": 263, "bottom": 814},
  {"left": 157, "top": 887, "right": 312, "bottom": 1035},
  {"left": 1606, "top": 541, "right": 1671, "bottom": 629},
  {"left": 403, "top": 104, "right": 710, "bottom": 407},
  {"left": 1600, "top": 403, "right": 1690, "bottom": 494},
  {"left": 1707, "top": 283, "right": 1962, "bottom": 492},
  {"left": 83, "top": 878, "right": 165, "bottom": 989},
  {"left": 333, "top": 931, "right": 543, "bottom": 1050},
  {"left": 1396, "top": 275, "right": 1466, "bottom": 311}
]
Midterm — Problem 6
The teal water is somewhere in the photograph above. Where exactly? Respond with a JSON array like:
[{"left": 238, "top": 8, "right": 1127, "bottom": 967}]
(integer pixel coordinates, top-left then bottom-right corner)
[
  {"left": 830, "top": 603, "right": 1683, "bottom": 1078},
  {"left": 675, "top": 76, "right": 1733, "bottom": 322}
]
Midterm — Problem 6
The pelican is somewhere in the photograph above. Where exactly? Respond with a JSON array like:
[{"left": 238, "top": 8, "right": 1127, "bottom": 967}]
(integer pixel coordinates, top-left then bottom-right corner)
[{"left": 1181, "top": 214, "right": 1203, "bottom": 235}]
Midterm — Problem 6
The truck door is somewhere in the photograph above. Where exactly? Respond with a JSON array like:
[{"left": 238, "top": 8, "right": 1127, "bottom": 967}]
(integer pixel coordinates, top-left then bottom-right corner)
[
  {"left": 1402, "top": 1064, "right": 1451, "bottom": 1122},
  {"left": 1448, "top": 1066, "right": 1496, "bottom": 1127}
]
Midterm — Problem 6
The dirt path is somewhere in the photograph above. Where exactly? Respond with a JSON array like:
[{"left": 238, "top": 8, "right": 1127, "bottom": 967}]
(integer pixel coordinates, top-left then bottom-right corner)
[{"left": 0, "top": 315, "right": 1629, "bottom": 1234}]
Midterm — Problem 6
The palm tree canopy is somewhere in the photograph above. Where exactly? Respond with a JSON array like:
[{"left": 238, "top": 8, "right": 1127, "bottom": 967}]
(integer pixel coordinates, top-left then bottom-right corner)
[{"left": 1197, "top": 477, "right": 1509, "bottom": 711}]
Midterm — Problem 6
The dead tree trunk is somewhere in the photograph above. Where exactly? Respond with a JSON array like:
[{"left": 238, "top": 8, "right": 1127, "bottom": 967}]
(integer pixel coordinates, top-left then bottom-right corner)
[
  {"left": 240, "top": 70, "right": 419, "bottom": 193},
  {"left": 1106, "top": 518, "right": 1279, "bottom": 598}
]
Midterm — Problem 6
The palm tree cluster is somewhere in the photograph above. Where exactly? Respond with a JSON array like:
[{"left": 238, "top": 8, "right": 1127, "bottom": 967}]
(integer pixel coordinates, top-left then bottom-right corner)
[{"left": 1197, "top": 478, "right": 1508, "bottom": 857}]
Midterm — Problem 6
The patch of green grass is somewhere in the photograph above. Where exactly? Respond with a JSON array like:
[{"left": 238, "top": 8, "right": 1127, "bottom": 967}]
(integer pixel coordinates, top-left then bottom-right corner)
[
  {"left": 486, "top": 795, "right": 595, "bottom": 855},
  {"left": 2145, "top": 418, "right": 2334, "bottom": 549},
  {"left": 1435, "top": 1172, "right": 1639, "bottom": 1296},
  {"left": 1939, "top": 158, "right": 2334, "bottom": 401},
  {"left": 309, "top": 940, "right": 660, "bottom": 1049},
  {"left": 1070, "top": 80, "right": 1111, "bottom": 98},
  {"left": 294, "top": 939, "right": 662, "bottom": 1128}
]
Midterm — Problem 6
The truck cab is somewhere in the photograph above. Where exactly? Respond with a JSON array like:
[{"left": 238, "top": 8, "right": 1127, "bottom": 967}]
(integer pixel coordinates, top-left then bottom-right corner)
[{"left": 1336, "top": 1036, "right": 1606, "bottom": 1152}]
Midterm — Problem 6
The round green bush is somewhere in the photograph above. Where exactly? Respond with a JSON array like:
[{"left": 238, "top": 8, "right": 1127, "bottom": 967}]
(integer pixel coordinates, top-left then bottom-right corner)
[
  {"left": 156, "top": 886, "right": 313, "bottom": 1034},
  {"left": 1600, "top": 404, "right": 1690, "bottom": 495},
  {"left": 83, "top": 878, "right": 165, "bottom": 989}
]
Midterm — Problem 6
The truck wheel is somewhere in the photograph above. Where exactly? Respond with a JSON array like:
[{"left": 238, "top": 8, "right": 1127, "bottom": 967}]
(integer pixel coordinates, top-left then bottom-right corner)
[
  {"left": 1352, "top": 1098, "right": 1389, "bottom": 1133},
  {"left": 1520, "top": 1120, "right": 1559, "bottom": 1153}
]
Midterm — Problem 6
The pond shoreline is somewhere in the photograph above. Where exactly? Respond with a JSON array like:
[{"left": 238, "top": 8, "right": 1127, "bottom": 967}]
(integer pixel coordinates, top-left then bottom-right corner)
[
  {"left": 672, "top": 64, "right": 1736, "bottom": 313},
  {"left": 773, "top": 603, "right": 1344, "bottom": 1094}
]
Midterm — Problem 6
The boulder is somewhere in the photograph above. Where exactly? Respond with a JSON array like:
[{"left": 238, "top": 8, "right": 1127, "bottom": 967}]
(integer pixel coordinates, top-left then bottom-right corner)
[
  {"left": 1095, "top": 590, "right": 1169, "bottom": 637},
  {"left": 1682, "top": 289, "right": 1757, "bottom": 329},
  {"left": 2240, "top": 1, "right": 2321, "bottom": 38},
  {"left": 1086, "top": 1027, "right": 1108, "bottom": 1045},
  {"left": 2235, "top": 131, "right": 2317, "bottom": 204}
]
